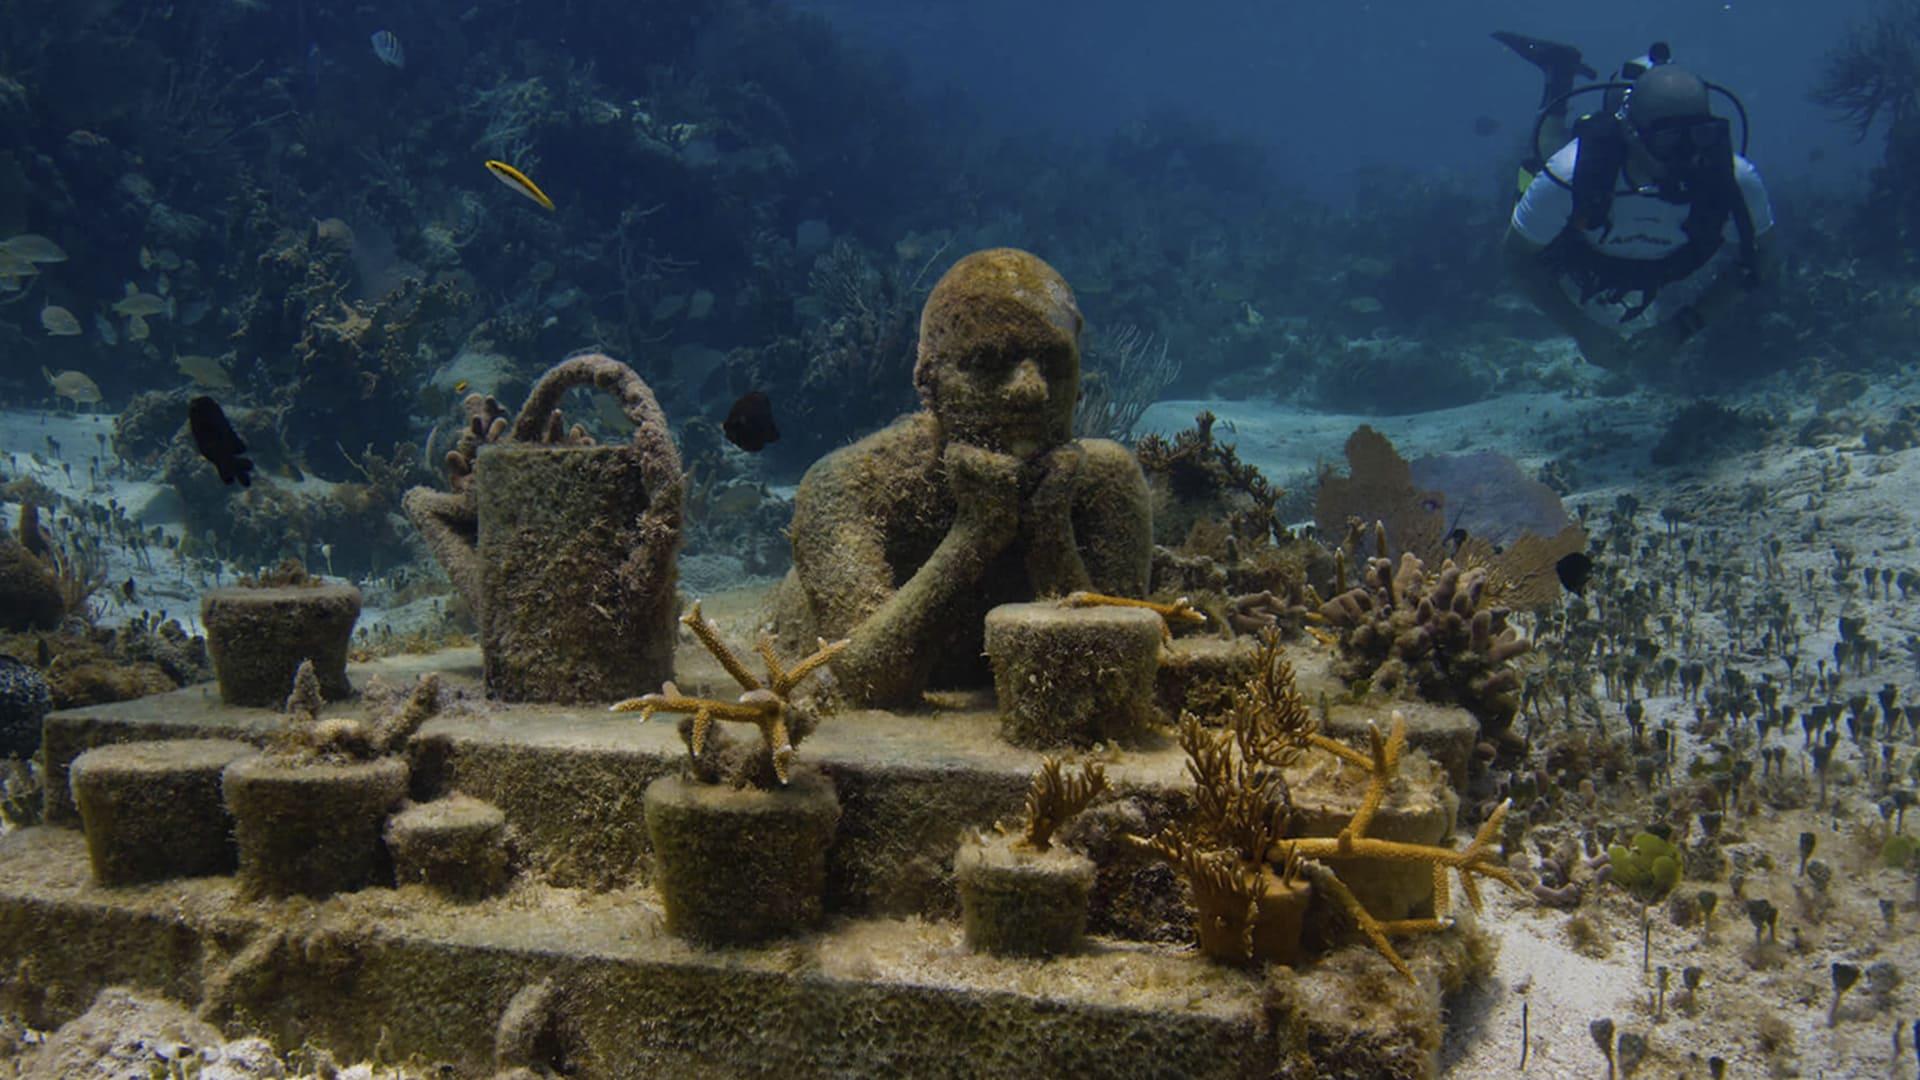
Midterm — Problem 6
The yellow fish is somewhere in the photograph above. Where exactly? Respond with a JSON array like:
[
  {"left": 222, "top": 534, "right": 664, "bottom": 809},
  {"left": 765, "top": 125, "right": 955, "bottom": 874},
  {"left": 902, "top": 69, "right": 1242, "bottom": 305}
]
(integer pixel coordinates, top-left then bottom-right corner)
[
  {"left": 485, "top": 160, "right": 555, "bottom": 211},
  {"left": 452, "top": 380, "right": 469, "bottom": 393}
]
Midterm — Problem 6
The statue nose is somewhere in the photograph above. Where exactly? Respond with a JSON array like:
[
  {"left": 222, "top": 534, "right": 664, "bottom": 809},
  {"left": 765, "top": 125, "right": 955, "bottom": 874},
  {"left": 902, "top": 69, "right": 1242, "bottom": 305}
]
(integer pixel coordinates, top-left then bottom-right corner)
[{"left": 1006, "top": 359, "right": 1046, "bottom": 402}]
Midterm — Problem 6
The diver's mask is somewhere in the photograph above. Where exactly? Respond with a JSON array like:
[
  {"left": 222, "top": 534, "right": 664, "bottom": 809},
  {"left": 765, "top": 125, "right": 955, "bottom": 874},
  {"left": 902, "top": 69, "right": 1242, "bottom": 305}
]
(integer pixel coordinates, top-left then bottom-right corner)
[
  {"left": 1620, "top": 111, "right": 1733, "bottom": 196},
  {"left": 1634, "top": 114, "right": 1730, "bottom": 164}
]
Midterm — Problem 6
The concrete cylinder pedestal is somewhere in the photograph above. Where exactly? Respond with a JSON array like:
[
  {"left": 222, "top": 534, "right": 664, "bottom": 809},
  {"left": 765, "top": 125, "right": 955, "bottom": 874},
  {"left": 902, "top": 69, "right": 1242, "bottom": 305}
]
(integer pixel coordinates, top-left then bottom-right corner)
[
  {"left": 70, "top": 739, "right": 255, "bottom": 885},
  {"left": 202, "top": 584, "right": 361, "bottom": 707},
  {"left": 955, "top": 831, "right": 1095, "bottom": 958},
  {"left": 387, "top": 794, "right": 511, "bottom": 900},
  {"left": 223, "top": 754, "right": 407, "bottom": 898},
  {"left": 984, "top": 602, "right": 1162, "bottom": 748},
  {"left": 644, "top": 769, "right": 840, "bottom": 946}
]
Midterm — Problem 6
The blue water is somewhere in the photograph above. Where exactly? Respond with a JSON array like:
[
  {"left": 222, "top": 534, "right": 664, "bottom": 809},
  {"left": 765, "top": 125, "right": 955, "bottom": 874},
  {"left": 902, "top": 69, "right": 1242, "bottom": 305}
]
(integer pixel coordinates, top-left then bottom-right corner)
[{"left": 798, "top": 0, "right": 1884, "bottom": 202}]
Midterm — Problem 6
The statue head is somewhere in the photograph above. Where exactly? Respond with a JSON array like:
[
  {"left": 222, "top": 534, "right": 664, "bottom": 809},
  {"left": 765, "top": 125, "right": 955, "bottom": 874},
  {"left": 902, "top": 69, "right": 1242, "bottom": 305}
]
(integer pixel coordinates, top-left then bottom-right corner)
[{"left": 913, "top": 248, "right": 1082, "bottom": 458}]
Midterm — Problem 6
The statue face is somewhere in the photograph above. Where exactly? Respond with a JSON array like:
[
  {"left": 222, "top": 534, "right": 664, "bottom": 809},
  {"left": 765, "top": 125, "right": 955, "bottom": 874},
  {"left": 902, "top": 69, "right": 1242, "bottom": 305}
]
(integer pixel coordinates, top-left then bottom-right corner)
[
  {"left": 915, "top": 249, "right": 1083, "bottom": 459},
  {"left": 928, "top": 334, "right": 1078, "bottom": 458}
]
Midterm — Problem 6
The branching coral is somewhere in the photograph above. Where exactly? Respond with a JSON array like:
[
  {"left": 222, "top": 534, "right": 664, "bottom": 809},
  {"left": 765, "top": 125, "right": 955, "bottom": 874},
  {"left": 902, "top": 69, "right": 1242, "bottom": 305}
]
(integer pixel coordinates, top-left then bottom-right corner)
[
  {"left": 610, "top": 601, "right": 848, "bottom": 789},
  {"left": 1021, "top": 757, "right": 1109, "bottom": 852},
  {"left": 274, "top": 659, "right": 443, "bottom": 763},
  {"left": 1314, "top": 548, "right": 1532, "bottom": 741},
  {"left": 1131, "top": 631, "right": 1523, "bottom": 978},
  {"left": 1136, "top": 410, "right": 1281, "bottom": 544},
  {"left": 1062, "top": 589, "right": 1207, "bottom": 639},
  {"left": 1074, "top": 323, "right": 1180, "bottom": 443},
  {"left": 1812, "top": 1, "right": 1920, "bottom": 139},
  {"left": 1126, "top": 631, "right": 1314, "bottom": 962},
  {"left": 1276, "top": 715, "right": 1520, "bottom": 980}
]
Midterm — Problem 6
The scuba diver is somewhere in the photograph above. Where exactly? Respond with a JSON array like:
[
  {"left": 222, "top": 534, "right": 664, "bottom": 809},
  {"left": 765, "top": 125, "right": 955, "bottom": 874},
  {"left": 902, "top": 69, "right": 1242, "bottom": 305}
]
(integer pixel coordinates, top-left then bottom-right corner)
[{"left": 1493, "top": 34, "right": 1776, "bottom": 373}]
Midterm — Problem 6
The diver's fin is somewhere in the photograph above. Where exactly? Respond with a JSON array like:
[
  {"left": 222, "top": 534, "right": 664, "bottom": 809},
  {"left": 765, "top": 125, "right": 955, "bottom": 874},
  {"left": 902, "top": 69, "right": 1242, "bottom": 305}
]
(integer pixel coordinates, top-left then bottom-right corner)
[{"left": 1492, "top": 31, "right": 1598, "bottom": 113}]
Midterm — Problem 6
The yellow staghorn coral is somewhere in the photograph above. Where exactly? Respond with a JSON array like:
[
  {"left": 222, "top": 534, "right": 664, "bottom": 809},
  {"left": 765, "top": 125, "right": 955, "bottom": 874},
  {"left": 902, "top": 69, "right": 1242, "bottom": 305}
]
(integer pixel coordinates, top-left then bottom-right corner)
[
  {"left": 1131, "top": 629, "right": 1523, "bottom": 979},
  {"left": 1063, "top": 589, "right": 1207, "bottom": 639},
  {"left": 610, "top": 601, "right": 848, "bottom": 787},
  {"left": 1277, "top": 711, "right": 1522, "bottom": 980},
  {"left": 1021, "top": 757, "right": 1109, "bottom": 852}
]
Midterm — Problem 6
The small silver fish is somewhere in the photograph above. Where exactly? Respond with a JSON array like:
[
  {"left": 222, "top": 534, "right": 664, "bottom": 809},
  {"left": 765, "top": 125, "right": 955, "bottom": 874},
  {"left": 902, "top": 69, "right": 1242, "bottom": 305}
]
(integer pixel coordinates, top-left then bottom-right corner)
[
  {"left": 39, "top": 304, "right": 81, "bottom": 336},
  {"left": 370, "top": 30, "right": 405, "bottom": 69}
]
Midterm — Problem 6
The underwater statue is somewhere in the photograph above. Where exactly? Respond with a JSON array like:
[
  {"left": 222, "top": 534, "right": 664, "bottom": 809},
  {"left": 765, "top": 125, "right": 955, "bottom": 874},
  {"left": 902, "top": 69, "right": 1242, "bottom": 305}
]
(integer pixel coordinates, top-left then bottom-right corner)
[
  {"left": 404, "top": 352, "right": 683, "bottom": 703},
  {"left": 780, "top": 247, "right": 1152, "bottom": 706}
]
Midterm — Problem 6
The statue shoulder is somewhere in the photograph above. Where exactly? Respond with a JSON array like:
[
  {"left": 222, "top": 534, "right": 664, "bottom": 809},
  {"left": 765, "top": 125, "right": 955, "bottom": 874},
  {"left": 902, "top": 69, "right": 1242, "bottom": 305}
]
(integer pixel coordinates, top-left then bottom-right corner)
[{"left": 796, "top": 413, "right": 939, "bottom": 501}]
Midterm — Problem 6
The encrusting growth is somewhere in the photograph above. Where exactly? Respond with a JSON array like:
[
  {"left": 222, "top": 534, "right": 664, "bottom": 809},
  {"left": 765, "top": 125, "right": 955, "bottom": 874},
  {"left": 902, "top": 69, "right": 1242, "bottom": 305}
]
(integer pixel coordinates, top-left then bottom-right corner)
[
  {"left": 1021, "top": 757, "right": 1109, "bottom": 851},
  {"left": 611, "top": 601, "right": 848, "bottom": 787}
]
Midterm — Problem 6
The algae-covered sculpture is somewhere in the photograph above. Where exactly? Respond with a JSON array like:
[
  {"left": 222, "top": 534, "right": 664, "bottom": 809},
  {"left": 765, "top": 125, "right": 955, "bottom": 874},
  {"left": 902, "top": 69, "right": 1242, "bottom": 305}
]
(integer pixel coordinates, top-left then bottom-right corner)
[
  {"left": 616, "top": 603, "right": 848, "bottom": 945},
  {"left": 221, "top": 661, "right": 443, "bottom": 898},
  {"left": 780, "top": 248, "right": 1153, "bottom": 706},
  {"left": 404, "top": 352, "right": 683, "bottom": 703},
  {"left": 956, "top": 757, "right": 1109, "bottom": 957}
]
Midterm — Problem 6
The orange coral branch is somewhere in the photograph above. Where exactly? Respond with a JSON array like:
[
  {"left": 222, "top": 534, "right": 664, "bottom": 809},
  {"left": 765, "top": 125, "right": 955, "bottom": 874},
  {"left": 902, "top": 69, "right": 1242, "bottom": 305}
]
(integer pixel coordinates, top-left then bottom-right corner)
[{"left": 609, "top": 603, "right": 847, "bottom": 785}]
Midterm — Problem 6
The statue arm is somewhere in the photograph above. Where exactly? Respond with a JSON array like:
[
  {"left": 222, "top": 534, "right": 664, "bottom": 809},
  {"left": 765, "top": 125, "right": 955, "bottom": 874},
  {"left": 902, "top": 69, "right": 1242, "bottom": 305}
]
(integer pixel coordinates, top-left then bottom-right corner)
[
  {"left": 1071, "top": 439, "right": 1152, "bottom": 596},
  {"left": 793, "top": 440, "right": 1019, "bottom": 706}
]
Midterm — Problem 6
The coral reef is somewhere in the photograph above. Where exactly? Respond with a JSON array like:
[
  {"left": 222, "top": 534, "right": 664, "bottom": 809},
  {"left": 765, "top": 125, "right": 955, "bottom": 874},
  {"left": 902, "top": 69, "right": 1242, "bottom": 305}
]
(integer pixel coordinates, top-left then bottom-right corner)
[
  {"left": 0, "top": 654, "right": 51, "bottom": 759},
  {"left": 1315, "top": 550, "right": 1532, "bottom": 745},
  {"left": 1136, "top": 410, "right": 1282, "bottom": 547},
  {"left": 1813, "top": 2, "right": 1920, "bottom": 259},
  {"left": 1650, "top": 400, "right": 1773, "bottom": 467},
  {"left": 1315, "top": 426, "right": 1581, "bottom": 609}
]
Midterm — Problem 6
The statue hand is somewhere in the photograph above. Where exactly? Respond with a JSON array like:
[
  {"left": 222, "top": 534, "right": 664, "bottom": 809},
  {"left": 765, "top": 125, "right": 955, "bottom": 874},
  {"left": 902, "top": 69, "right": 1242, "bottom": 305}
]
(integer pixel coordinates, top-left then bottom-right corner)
[
  {"left": 945, "top": 442, "right": 1022, "bottom": 549},
  {"left": 1021, "top": 443, "right": 1092, "bottom": 593}
]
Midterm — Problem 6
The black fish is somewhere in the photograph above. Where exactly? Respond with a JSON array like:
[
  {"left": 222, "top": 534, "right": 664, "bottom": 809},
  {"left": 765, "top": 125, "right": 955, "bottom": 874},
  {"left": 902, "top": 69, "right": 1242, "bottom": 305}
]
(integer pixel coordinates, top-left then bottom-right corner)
[
  {"left": 188, "top": 396, "right": 254, "bottom": 487},
  {"left": 1472, "top": 115, "right": 1501, "bottom": 137},
  {"left": 120, "top": 578, "right": 136, "bottom": 602},
  {"left": 1555, "top": 551, "right": 1593, "bottom": 595},
  {"left": 723, "top": 391, "right": 779, "bottom": 453}
]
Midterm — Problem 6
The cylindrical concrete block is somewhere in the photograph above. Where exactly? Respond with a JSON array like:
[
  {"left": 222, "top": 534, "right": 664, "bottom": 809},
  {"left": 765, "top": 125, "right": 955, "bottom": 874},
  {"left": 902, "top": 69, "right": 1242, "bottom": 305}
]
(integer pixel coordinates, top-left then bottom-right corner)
[
  {"left": 387, "top": 793, "right": 511, "bottom": 900},
  {"left": 202, "top": 584, "right": 361, "bottom": 707},
  {"left": 644, "top": 769, "right": 840, "bottom": 946},
  {"left": 984, "top": 602, "right": 1163, "bottom": 748},
  {"left": 69, "top": 739, "right": 256, "bottom": 885},
  {"left": 955, "top": 832, "right": 1095, "bottom": 958},
  {"left": 223, "top": 754, "right": 407, "bottom": 898}
]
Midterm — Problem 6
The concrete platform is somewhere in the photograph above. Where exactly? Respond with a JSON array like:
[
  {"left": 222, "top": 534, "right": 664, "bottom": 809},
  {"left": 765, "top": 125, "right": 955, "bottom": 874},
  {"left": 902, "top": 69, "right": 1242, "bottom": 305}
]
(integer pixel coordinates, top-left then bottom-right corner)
[
  {"left": 0, "top": 827, "right": 1484, "bottom": 1077},
  {"left": 13, "top": 590, "right": 1493, "bottom": 1075}
]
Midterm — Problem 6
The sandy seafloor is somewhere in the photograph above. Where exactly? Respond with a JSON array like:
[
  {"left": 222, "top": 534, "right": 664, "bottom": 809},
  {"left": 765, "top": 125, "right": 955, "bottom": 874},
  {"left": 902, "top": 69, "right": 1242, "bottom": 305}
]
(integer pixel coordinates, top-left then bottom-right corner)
[
  {"left": 7, "top": 340, "right": 1920, "bottom": 1077},
  {"left": 1143, "top": 353, "right": 1920, "bottom": 1079}
]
